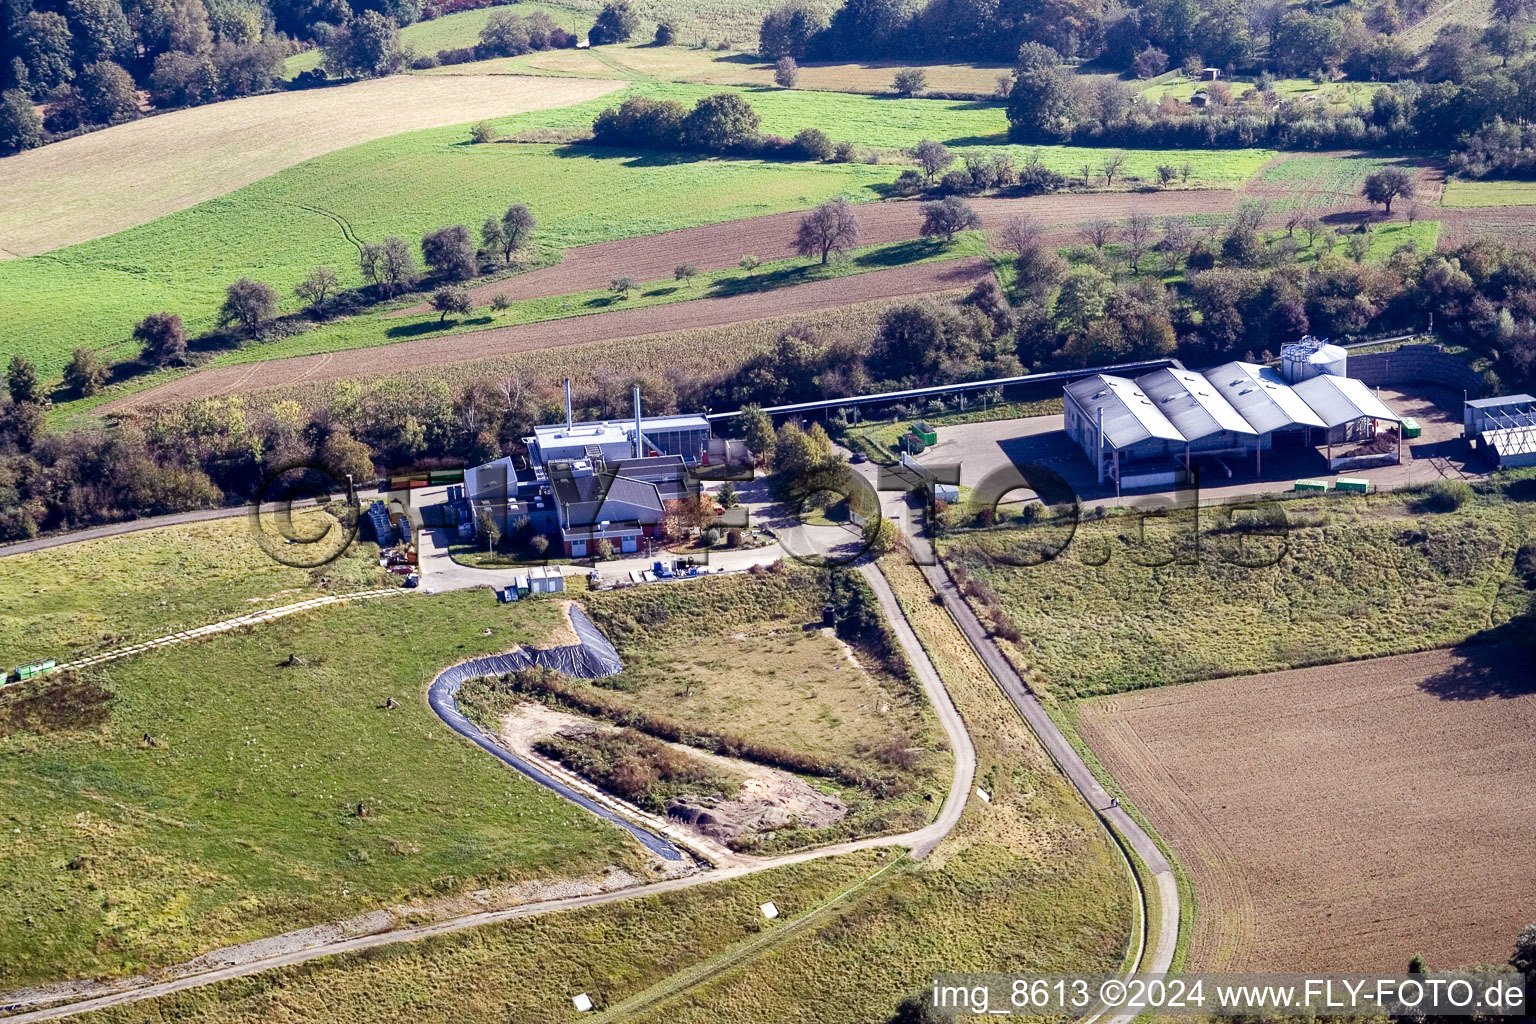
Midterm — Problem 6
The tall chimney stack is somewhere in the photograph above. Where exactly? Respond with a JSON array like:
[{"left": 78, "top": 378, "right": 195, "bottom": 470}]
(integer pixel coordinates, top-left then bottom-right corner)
[
  {"left": 564, "top": 379, "right": 573, "bottom": 431},
  {"left": 632, "top": 386, "right": 643, "bottom": 459}
]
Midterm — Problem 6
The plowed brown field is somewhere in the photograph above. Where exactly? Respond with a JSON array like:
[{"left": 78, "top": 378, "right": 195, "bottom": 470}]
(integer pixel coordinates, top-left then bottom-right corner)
[
  {"left": 1077, "top": 645, "right": 1536, "bottom": 972},
  {"left": 403, "top": 191, "right": 1241, "bottom": 313},
  {"left": 102, "top": 258, "right": 992, "bottom": 412}
]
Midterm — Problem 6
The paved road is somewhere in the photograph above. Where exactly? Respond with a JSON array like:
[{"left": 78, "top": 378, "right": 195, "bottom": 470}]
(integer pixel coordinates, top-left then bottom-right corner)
[{"left": 2, "top": 558, "right": 976, "bottom": 1022}]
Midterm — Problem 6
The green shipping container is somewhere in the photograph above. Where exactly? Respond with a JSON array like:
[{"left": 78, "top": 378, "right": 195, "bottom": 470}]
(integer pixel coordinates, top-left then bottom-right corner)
[
  {"left": 1335, "top": 477, "right": 1371, "bottom": 494},
  {"left": 903, "top": 433, "right": 927, "bottom": 454},
  {"left": 912, "top": 422, "right": 938, "bottom": 445},
  {"left": 1400, "top": 417, "right": 1421, "bottom": 439},
  {"left": 1294, "top": 479, "right": 1329, "bottom": 494}
]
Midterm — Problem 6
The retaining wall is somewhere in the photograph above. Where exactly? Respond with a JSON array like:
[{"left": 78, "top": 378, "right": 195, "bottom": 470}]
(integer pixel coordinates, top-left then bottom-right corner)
[{"left": 1347, "top": 344, "right": 1485, "bottom": 396}]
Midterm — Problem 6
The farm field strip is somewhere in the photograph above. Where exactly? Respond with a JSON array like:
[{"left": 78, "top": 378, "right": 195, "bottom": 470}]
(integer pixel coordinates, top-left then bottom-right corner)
[
  {"left": 0, "top": 76, "right": 623, "bottom": 259},
  {"left": 1076, "top": 646, "right": 1536, "bottom": 972},
  {"left": 424, "top": 189, "right": 1242, "bottom": 310},
  {"left": 97, "top": 258, "right": 995, "bottom": 413},
  {"left": 0, "top": 72, "right": 1276, "bottom": 385},
  {"left": 62, "top": 187, "right": 1243, "bottom": 419}
]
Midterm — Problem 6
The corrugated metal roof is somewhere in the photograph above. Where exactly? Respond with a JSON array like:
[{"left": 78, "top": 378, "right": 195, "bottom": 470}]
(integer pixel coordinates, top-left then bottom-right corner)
[
  {"left": 1065, "top": 374, "right": 1185, "bottom": 448},
  {"left": 1201, "top": 362, "right": 1327, "bottom": 433},
  {"left": 1137, "top": 367, "right": 1257, "bottom": 440},
  {"left": 1292, "top": 374, "right": 1401, "bottom": 427},
  {"left": 1465, "top": 393, "right": 1536, "bottom": 409}
]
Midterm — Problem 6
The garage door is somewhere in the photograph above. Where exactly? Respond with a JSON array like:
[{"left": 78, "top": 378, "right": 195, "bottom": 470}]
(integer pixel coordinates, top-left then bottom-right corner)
[
  {"left": 622, "top": 537, "right": 638, "bottom": 553},
  {"left": 571, "top": 539, "right": 587, "bottom": 556}
]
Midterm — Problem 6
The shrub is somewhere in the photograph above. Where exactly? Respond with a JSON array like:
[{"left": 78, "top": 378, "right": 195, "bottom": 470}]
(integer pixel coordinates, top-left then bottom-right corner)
[
  {"left": 939, "top": 169, "right": 974, "bottom": 194},
  {"left": 1417, "top": 480, "right": 1474, "bottom": 513},
  {"left": 892, "top": 67, "right": 926, "bottom": 96},
  {"left": 832, "top": 139, "right": 856, "bottom": 162},
  {"left": 774, "top": 54, "right": 798, "bottom": 88},
  {"left": 470, "top": 120, "right": 496, "bottom": 143},
  {"left": 792, "top": 126, "right": 832, "bottom": 160},
  {"left": 891, "top": 169, "right": 925, "bottom": 196},
  {"left": 590, "top": 0, "right": 638, "bottom": 44},
  {"left": 654, "top": 21, "right": 675, "bottom": 44}
]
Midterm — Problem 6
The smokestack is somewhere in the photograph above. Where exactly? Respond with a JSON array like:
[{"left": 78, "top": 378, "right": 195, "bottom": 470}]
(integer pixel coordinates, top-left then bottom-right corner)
[
  {"left": 564, "top": 379, "right": 573, "bottom": 431},
  {"left": 633, "top": 386, "right": 642, "bottom": 459}
]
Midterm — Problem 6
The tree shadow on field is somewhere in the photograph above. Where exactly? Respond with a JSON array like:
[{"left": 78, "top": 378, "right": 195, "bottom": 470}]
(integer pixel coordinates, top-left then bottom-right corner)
[
  {"left": 1417, "top": 634, "right": 1536, "bottom": 701},
  {"left": 941, "top": 133, "right": 1011, "bottom": 147},
  {"left": 385, "top": 316, "right": 492, "bottom": 338}
]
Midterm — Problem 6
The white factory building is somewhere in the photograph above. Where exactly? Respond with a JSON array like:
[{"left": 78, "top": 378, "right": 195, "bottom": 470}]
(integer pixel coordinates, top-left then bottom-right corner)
[{"left": 1065, "top": 340, "right": 1401, "bottom": 489}]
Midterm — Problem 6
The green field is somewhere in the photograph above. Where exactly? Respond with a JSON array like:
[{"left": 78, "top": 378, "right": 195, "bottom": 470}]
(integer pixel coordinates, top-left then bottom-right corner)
[
  {"left": 0, "top": 514, "right": 388, "bottom": 669},
  {"left": 939, "top": 484, "right": 1534, "bottom": 700},
  {"left": 0, "top": 536, "right": 649, "bottom": 987},
  {"left": 1442, "top": 178, "right": 1536, "bottom": 208},
  {"left": 1139, "top": 76, "right": 1386, "bottom": 106}
]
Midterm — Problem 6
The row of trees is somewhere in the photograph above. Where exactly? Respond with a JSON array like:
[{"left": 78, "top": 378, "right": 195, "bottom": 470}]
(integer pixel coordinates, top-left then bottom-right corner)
[
  {"left": 1003, "top": 37, "right": 1536, "bottom": 159},
  {"left": 757, "top": 0, "right": 1529, "bottom": 80}
]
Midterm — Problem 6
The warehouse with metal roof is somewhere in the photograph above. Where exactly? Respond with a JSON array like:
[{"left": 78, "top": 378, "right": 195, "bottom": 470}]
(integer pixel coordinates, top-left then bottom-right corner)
[{"left": 1065, "top": 355, "right": 1401, "bottom": 489}]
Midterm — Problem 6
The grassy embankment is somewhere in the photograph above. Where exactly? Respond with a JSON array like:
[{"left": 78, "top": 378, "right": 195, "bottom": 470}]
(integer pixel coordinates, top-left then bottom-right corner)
[
  {"left": 0, "top": 523, "right": 653, "bottom": 988},
  {"left": 938, "top": 477, "right": 1535, "bottom": 700},
  {"left": 167, "top": 232, "right": 991, "bottom": 367}
]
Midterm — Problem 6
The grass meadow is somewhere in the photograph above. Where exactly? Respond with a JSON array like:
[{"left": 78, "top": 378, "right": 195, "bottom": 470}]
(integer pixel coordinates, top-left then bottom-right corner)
[
  {"left": 0, "top": 514, "right": 387, "bottom": 669},
  {"left": 447, "top": 43, "right": 1016, "bottom": 96},
  {"left": 1442, "top": 178, "right": 1536, "bottom": 207},
  {"left": 284, "top": 4, "right": 595, "bottom": 78},
  {"left": 63, "top": 559, "right": 1133, "bottom": 1024},
  {"left": 0, "top": 583, "right": 650, "bottom": 988},
  {"left": 2, "top": 80, "right": 1272, "bottom": 386},
  {"left": 939, "top": 485, "right": 1534, "bottom": 700}
]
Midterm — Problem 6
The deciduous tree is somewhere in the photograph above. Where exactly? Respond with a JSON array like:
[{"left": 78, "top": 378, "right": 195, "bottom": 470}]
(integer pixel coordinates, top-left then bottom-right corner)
[
  {"left": 920, "top": 196, "right": 981, "bottom": 241},
  {"left": 794, "top": 196, "right": 860, "bottom": 264},
  {"left": 296, "top": 265, "right": 338, "bottom": 310},
  {"left": 431, "top": 285, "right": 473, "bottom": 322},
  {"left": 62, "top": 348, "right": 109, "bottom": 396},
  {"left": 1362, "top": 166, "right": 1416, "bottom": 215},
  {"left": 220, "top": 277, "right": 278, "bottom": 337},
  {"left": 134, "top": 311, "right": 187, "bottom": 364},
  {"left": 421, "top": 224, "right": 478, "bottom": 280}
]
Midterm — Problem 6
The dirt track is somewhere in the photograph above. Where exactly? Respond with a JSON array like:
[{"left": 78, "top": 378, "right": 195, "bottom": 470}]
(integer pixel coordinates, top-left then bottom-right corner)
[
  {"left": 101, "top": 258, "right": 993, "bottom": 413},
  {"left": 1077, "top": 645, "right": 1536, "bottom": 973},
  {"left": 405, "top": 190, "right": 1242, "bottom": 312}
]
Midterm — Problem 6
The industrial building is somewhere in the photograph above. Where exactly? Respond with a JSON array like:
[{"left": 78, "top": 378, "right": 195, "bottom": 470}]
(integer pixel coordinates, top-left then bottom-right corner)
[
  {"left": 462, "top": 382, "right": 715, "bottom": 548},
  {"left": 1064, "top": 340, "right": 1401, "bottom": 489},
  {"left": 1464, "top": 393, "right": 1536, "bottom": 467},
  {"left": 548, "top": 455, "right": 692, "bottom": 556},
  {"left": 526, "top": 383, "right": 712, "bottom": 468}
]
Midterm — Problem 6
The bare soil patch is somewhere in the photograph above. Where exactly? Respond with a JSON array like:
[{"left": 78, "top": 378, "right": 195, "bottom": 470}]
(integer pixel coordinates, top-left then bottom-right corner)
[
  {"left": 496, "top": 703, "right": 846, "bottom": 845},
  {"left": 102, "top": 258, "right": 994, "bottom": 413},
  {"left": 0, "top": 75, "right": 622, "bottom": 258},
  {"left": 1077, "top": 645, "right": 1536, "bottom": 972}
]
